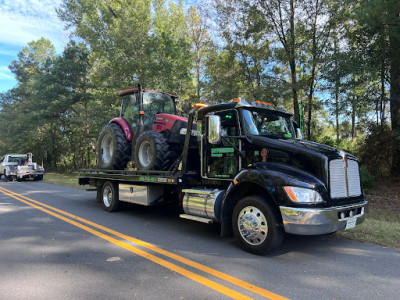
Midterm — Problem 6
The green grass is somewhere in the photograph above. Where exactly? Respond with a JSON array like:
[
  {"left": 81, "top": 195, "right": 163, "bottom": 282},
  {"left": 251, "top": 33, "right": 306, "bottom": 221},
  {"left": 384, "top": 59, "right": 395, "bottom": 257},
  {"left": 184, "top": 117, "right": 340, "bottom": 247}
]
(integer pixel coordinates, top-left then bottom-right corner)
[
  {"left": 334, "top": 210, "right": 400, "bottom": 249},
  {"left": 43, "top": 172, "right": 86, "bottom": 190}
]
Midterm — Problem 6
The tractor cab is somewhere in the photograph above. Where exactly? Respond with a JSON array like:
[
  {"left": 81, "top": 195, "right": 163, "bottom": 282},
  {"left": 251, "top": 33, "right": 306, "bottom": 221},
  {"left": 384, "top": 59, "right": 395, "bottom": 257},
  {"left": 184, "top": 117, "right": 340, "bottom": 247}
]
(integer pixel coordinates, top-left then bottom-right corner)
[
  {"left": 97, "top": 86, "right": 190, "bottom": 171},
  {"left": 119, "top": 88, "right": 177, "bottom": 132}
]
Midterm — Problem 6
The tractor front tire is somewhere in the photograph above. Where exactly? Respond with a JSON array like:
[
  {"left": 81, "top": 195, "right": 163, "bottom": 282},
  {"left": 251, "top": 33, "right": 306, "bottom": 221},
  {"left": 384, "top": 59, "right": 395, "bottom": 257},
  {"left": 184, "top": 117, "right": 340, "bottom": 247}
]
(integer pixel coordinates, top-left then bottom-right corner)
[
  {"left": 134, "top": 131, "right": 172, "bottom": 170},
  {"left": 98, "top": 123, "right": 131, "bottom": 170}
]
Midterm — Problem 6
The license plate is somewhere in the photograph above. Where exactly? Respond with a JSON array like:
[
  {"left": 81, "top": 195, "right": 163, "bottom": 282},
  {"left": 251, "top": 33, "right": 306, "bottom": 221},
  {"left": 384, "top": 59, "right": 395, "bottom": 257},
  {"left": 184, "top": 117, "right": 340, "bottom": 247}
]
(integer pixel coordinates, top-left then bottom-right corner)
[{"left": 345, "top": 218, "right": 357, "bottom": 230}]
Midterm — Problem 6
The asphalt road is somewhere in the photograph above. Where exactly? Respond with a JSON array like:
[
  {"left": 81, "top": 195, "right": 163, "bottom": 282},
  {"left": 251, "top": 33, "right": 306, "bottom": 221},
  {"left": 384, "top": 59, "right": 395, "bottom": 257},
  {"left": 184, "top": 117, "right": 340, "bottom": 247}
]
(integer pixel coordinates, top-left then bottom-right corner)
[{"left": 0, "top": 180, "right": 399, "bottom": 300}]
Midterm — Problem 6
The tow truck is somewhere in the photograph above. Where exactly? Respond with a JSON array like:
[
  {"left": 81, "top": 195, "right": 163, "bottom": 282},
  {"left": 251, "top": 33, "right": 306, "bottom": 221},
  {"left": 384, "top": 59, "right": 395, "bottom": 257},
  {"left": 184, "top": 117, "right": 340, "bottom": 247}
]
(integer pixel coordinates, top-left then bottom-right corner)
[
  {"left": 78, "top": 87, "right": 368, "bottom": 254},
  {"left": 1, "top": 153, "right": 45, "bottom": 181}
]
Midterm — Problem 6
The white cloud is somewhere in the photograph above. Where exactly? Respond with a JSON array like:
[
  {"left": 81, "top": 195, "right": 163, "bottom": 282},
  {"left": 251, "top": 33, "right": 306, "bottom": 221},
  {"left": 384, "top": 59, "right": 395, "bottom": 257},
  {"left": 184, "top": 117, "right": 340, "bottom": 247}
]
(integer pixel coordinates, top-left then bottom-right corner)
[
  {"left": 0, "top": 0, "right": 70, "bottom": 52},
  {"left": 0, "top": 66, "right": 14, "bottom": 80}
]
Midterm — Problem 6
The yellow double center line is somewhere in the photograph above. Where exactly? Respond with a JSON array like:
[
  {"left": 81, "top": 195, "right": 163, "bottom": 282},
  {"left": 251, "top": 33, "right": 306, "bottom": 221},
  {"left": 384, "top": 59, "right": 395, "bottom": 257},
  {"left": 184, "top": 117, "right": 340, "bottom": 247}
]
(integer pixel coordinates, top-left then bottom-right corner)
[{"left": 0, "top": 186, "right": 288, "bottom": 300}]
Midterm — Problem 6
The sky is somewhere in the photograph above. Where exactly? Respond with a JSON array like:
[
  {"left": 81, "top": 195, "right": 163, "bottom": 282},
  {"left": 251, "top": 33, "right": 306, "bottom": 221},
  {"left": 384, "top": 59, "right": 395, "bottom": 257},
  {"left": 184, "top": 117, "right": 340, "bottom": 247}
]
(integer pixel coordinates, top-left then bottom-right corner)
[
  {"left": 0, "top": 0, "right": 71, "bottom": 93},
  {"left": 0, "top": 0, "right": 201, "bottom": 94}
]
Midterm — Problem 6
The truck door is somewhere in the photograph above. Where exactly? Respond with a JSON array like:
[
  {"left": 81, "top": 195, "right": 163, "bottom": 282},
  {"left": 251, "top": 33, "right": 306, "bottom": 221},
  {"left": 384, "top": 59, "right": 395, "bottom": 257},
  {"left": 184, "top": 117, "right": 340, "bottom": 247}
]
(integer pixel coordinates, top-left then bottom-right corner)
[{"left": 204, "top": 110, "right": 241, "bottom": 179}]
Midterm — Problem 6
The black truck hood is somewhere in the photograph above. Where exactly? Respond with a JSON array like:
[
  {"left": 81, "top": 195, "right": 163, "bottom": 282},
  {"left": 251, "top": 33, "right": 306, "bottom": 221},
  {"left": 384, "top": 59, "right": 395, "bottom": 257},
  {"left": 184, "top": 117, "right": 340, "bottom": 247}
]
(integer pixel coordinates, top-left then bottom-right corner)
[{"left": 246, "top": 136, "right": 356, "bottom": 187}]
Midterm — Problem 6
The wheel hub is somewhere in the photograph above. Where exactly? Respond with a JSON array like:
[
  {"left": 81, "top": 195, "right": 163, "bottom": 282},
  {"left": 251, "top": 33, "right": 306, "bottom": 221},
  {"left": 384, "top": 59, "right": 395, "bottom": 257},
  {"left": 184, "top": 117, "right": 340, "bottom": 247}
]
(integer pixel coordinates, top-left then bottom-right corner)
[
  {"left": 103, "top": 186, "right": 112, "bottom": 207},
  {"left": 138, "top": 141, "right": 152, "bottom": 167},
  {"left": 238, "top": 206, "right": 268, "bottom": 245},
  {"left": 101, "top": 135, "right": 113, "bottom": 164}
]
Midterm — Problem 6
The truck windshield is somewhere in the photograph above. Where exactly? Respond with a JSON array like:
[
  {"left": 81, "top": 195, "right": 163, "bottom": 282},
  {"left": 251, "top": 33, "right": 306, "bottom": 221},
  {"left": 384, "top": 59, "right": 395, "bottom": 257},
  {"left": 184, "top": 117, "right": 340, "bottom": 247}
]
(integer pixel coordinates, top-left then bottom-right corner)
[{"left": 241, "top": 108, "right": 296, "bottom": 138}]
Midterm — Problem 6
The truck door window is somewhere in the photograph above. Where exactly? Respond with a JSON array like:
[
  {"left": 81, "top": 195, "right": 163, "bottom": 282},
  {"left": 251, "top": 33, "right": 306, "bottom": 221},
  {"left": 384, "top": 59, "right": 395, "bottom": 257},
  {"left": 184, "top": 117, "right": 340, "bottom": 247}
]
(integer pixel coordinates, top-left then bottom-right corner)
[{"left": 206, "top": 110, "right": 240, "bottom": 179}]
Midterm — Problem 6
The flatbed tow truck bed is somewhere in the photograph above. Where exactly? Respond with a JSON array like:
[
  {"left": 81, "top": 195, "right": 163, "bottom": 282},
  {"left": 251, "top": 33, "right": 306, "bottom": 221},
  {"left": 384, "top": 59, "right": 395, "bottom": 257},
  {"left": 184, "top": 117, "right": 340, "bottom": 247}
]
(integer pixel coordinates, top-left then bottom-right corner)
[{"left": 77, "top": 169, "right": 184, "bottom": 186}]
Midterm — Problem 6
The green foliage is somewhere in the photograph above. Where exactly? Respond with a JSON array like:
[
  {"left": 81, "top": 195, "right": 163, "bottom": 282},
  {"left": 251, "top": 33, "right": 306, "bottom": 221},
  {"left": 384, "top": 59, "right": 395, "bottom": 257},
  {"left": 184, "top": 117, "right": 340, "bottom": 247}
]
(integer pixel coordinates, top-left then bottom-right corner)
[
  {"left": 358, "top": 123, "right": 393, "bottom": 177},
  {"left": 360, "top": 166, "right": 376, "bottom": 190},
  {"left": 0, "top": 0, "right": 399, "bottom": 174},
  {"left": 0, "top": 39, "right": 94, "bottom": 171}
]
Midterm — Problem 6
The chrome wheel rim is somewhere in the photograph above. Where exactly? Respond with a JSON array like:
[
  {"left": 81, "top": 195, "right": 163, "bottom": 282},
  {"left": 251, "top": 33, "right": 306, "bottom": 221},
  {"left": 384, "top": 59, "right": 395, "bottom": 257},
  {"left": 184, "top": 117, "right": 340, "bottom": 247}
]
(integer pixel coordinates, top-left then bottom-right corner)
[
  {"left": 138, "top": 141, "right": 152, "bottom": 167},
  {"left": 101, "top": 134, "right": 113, "bottom": 164},
  {"left": 103, "top": 185, "right": 112, "bottom": 207},
  {"left": 238, "top": 206, "right": 268, "bottom": 246}
]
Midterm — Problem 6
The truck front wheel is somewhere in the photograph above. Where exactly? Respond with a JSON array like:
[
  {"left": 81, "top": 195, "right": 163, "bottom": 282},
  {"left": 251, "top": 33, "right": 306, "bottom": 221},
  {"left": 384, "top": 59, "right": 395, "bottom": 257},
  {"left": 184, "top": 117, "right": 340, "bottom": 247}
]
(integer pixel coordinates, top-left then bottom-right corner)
[
  {"left": 101, "top": 181, "right": 120, "bottom": 212},
  {"left": 232, "top": 196, "right": 284, "bottom": 255}
]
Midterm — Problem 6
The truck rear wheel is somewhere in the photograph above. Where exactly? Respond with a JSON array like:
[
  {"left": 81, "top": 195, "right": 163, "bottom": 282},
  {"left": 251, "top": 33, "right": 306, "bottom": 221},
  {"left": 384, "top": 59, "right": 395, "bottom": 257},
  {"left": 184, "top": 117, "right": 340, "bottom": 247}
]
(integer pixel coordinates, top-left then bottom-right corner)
[
  {"left": 232, "top": 196, "right": 284, "bottom": 255},
  {"left": 134, "top": 131, "right": 172, "bottom": 170},
  {"left": 98, "top": 123, "right": 131, "bottom": 170},
  {"left": 101, "top": 181, "right": 120, "bottom": 212}
]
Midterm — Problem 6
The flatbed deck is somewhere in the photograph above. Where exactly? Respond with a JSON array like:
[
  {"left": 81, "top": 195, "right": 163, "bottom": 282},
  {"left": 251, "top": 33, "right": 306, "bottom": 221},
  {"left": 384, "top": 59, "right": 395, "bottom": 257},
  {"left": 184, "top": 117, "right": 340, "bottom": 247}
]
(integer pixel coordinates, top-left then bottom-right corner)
[{"left": 77, "top": 169, "right": 185, "bottom": 186}]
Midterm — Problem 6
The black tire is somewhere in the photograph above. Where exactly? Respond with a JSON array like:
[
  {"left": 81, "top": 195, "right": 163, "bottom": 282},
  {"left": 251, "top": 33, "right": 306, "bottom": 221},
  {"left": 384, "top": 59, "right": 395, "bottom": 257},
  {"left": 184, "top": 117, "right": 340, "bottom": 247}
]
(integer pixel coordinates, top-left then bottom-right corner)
[
  {"left": 232, "top": 196, "right": 284, "bottom": 255},
  {"left": 134, "top": 131, "right": 173, "bottom": 170},
  {"left": 98, "top": 123, "right": 131, "bottom": 170},
  {"left": 34, "top": 175, "right": 43, "bottom": 181},
  {"left": 101, "top": 181, "right": 120, "bottom": 212}
]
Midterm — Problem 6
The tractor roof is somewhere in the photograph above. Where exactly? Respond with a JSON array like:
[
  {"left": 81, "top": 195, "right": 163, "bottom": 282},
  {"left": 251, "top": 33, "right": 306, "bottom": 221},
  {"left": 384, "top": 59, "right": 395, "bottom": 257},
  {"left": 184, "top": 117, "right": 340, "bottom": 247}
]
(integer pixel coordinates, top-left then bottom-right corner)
[{"left": 119, "top": 88, "right": 177, "bottom": 98}]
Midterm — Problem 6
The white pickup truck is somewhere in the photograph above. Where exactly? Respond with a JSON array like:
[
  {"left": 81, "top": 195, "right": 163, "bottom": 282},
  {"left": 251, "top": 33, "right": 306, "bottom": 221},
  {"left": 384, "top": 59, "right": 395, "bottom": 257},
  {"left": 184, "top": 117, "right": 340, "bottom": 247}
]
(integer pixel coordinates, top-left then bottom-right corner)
[{"left": 0, "top": 153, "right": 45, "bottom": 182}]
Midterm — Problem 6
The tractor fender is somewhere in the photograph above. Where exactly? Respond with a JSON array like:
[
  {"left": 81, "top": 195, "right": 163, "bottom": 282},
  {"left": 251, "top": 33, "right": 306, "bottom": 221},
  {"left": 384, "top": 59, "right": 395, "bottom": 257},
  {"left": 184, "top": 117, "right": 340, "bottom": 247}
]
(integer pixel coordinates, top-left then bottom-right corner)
[{"left": 110, "top": 117, "right": 133, "bottom": 142}]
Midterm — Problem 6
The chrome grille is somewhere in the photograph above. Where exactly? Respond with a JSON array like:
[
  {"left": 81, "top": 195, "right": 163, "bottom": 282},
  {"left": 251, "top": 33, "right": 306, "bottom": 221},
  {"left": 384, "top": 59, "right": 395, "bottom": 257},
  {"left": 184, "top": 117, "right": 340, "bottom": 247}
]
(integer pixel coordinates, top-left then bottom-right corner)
[
  {"left": 347, "top": 160, "right": 362, "bottom": 197},
  {"left": 329, "top": 159, "right": 362, "bottom": 199}
]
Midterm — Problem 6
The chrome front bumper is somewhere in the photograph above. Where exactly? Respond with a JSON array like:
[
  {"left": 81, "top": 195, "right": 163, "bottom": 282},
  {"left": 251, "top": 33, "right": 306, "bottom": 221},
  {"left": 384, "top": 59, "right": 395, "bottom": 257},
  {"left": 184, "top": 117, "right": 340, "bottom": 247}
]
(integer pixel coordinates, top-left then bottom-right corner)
[{"left": 279, "top": 200, "right": 368, "bottom": 235}]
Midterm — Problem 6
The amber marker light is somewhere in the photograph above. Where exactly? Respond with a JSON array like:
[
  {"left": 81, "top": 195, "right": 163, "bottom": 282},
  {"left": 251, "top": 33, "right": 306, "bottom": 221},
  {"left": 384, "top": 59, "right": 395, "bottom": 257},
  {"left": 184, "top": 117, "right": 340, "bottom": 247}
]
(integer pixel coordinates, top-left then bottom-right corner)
[
  {"left": 254, "top": 100, "right": 273, "bottom": 106},
  {"left": 192, "top": 103, "right": 208, "bottom": 108},
  {"left": 284, "top": 186, "right": 298, "bottom": 202},
  {"left": 284, "top": 186, "right": 324, "bottom": 204}
]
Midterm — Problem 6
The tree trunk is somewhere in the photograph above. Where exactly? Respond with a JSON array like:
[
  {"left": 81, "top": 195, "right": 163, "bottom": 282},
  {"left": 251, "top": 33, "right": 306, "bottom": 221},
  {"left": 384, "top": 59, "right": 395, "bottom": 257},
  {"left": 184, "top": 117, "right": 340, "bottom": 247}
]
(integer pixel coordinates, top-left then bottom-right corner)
[
  {"left": 335, "top": 84, "right": 340, "bottom": 140},
  {"left": 306, "top": 0, "right": 319, "bottom": 141},
  {"left": 389, "top": 10, "right": 400, "bottom": 175},
  {"left": 380, "top": 60, "right": 386, "bottom": 125},
  {"left": 351, "top": 95, "right": 356, "bottom": 140},
  {"left": 289, "top": 0, "right": 300, "bottom": 125}
]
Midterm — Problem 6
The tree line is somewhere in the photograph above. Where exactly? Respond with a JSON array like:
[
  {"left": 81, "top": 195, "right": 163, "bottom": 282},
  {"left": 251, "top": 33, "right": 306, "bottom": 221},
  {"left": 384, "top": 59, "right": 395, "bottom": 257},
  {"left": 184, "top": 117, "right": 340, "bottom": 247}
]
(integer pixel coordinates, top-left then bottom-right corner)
[{"left": 0, "top": 0, "right": 399, "bottom": 177}]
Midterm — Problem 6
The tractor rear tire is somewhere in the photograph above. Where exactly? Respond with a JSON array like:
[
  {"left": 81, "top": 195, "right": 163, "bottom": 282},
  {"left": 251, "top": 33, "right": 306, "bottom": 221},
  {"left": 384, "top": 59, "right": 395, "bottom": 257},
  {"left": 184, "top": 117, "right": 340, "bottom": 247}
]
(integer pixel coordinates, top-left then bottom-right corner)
[
  {"left": 134, "top": 131, "right": 172, "bottom": 170},
  {"left": 98, "top": 123, "right": 131, "bottom": 170}
]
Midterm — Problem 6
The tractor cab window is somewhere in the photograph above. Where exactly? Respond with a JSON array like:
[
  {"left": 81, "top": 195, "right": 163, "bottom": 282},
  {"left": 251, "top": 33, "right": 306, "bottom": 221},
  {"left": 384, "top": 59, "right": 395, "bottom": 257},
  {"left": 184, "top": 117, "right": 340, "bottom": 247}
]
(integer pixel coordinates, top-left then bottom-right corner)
[
  {"left": 121, "top": 91, "right": 176, "bottom": 131},
  {"left": 143, "top": 91, "right": 175, "bottom": 116},
  {"left": 142, "top": 91, "right": 176, "bottom": 130},
  {"left": 121, "top": 94, "right": 140, "bottom": 131}
]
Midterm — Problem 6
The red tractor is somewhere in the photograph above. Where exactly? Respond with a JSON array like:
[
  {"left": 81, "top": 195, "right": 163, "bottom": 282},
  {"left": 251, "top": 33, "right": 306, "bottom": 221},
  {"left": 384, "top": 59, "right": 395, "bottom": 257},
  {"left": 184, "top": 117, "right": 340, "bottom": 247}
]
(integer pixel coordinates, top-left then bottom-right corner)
[{"left": 97, "top": 86, "right": 190, "bottom": 170}]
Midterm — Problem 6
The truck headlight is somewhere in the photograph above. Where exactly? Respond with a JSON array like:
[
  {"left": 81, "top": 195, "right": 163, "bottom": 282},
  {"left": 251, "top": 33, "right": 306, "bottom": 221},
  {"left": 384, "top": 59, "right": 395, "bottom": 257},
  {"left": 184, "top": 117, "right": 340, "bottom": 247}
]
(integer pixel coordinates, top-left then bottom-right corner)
[{"left": 284, "top": 186, "right": 323, "bottom": 204}]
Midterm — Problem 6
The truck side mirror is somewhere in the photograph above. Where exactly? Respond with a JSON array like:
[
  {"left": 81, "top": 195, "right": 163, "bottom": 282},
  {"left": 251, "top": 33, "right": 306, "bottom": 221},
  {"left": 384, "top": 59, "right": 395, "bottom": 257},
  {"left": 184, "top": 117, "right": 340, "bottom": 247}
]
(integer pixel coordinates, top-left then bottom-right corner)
[
  {"left": 129, "top": 94, "right": 136, "bottom": 106},
  {"left": 208, "top": 115, "right": 221, "bottom": 144},
  {"left": 296, "top": 128, "right": 303, "bottom": 139},
  {"left": 292, "top": 120, "right": 303, "bottom": 139}
]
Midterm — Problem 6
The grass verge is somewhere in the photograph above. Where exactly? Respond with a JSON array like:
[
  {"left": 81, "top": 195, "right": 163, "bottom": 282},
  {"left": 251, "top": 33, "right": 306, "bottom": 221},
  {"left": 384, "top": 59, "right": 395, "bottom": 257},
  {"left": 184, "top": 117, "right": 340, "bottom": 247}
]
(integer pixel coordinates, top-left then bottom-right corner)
[
  {"left": 43, "top": 172, "right": 86, "bottom": 190},
  {"left": 334, "top": 210, "right": 400, "bottom": 249}
]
